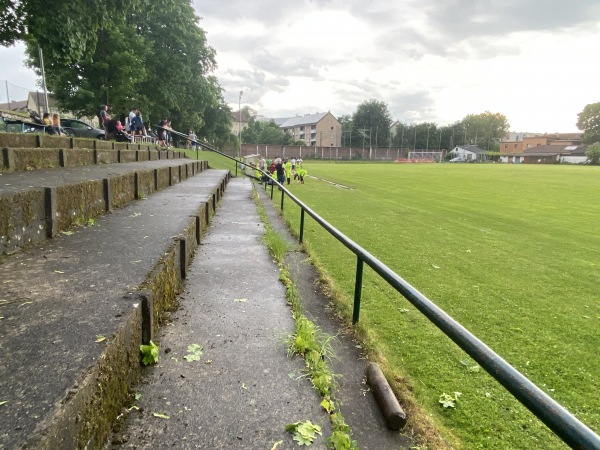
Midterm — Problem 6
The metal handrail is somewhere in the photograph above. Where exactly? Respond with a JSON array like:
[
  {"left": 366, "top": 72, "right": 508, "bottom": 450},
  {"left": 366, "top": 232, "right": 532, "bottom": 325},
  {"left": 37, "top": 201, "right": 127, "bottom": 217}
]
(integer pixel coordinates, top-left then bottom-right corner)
[{"left": 162, "top": 126, "right": 600, "bottom": 449}]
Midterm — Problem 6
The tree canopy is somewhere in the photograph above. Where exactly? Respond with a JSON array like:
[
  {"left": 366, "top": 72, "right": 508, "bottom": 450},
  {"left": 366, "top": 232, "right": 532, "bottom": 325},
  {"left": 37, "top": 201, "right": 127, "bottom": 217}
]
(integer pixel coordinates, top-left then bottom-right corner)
[
  {"left": 389, "top": 112, "right": 509, "bottom": 152},
  {"left": 585, "top": 142, "right": 600, "bottom": 165},
  {"left": 351, "top": 99, "right": 392, "bottom": 148},
  {"left": 4, "top": 0, "right": 234, "bottom": 143},
  {"left": 576, "top": 102, "right": 600, "bottom": 144}
]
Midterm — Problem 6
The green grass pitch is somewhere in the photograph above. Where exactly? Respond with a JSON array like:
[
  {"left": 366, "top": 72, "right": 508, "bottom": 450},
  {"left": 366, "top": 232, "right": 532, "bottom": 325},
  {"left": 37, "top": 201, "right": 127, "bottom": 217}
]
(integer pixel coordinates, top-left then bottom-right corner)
[{"left": 272, "top": 161, "right": 600, "bottom": 449}]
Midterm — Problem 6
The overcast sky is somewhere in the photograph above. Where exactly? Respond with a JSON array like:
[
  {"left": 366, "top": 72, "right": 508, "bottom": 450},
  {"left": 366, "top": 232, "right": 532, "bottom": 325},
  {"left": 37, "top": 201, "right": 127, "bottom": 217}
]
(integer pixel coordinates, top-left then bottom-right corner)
[{"left": 2, "top": 0, "right": 599, "bottom": 132}]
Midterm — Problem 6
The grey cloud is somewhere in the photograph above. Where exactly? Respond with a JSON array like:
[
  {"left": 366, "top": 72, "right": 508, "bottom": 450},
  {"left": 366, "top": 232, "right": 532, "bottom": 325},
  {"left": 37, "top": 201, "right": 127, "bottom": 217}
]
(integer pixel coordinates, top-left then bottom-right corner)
[
  {"left": 219, "top": 68, "right": 290, "bottom": 105},
  {"left": 251, "top": 50, "right": 323, "bottom": 79}
]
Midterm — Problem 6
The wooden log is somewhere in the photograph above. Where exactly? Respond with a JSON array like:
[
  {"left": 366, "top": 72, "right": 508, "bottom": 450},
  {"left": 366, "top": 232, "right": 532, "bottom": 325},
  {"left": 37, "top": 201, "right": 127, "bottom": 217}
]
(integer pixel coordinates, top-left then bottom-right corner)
[{"left": 366, "top": 362, "right": 407, "bottom": 430}]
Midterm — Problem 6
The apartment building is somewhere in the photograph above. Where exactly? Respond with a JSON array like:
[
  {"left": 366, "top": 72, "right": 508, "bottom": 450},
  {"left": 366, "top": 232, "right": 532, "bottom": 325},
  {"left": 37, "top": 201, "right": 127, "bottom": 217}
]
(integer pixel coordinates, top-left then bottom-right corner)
[{"left": 279, "top": 112, "right": 342, "bottom": 147}]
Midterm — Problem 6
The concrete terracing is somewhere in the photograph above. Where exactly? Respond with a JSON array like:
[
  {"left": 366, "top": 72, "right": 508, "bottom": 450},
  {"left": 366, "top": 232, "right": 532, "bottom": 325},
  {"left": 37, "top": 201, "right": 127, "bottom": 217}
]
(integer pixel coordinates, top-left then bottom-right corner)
[{"left": 0, "top": 133, "right": 231, "bottom": 449}]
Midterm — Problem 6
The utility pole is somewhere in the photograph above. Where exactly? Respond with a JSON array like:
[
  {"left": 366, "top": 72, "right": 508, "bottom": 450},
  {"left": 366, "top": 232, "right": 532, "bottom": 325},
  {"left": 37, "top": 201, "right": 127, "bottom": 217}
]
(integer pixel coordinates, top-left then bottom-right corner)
[
  {"left": 39, "top": 47, "right": 49, "bottom": 113},
  {"left": 238, "top": 90, "right": 243, "bottom": 159}
]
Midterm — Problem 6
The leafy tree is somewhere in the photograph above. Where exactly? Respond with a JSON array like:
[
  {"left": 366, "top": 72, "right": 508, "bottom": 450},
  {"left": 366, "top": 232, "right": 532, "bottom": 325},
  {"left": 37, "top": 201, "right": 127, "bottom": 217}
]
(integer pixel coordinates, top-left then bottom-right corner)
[
  {"left": 391, "top": 122, "right": 441, "bottom": 150},
  {"left": 16, "top": 0, "right": 233, "bottom": 145},
  {"left": 576, "top": 102, "right": 600, "bottom": 144},
  {"left": 0, "top": 0, "right": 24, "bottom": 46},
  {"left": 459, "top": 111, "right": 509, "bottom": 151},
  {"left": 137, "top": 0, "right": 218, "bottom": 132},
  {"left": 352, "top": 99, "right": 392, "bottom": 148},
  {"left": 585, "top": 143, "right": 600, "bottom": 165},
  {"left": 242, "top": 117, "right": 295, "bottom": 145},
  {"left": 338, "top": 114, "right": 354, "bottom": 147},
  {"left": 24, "top": 0, "right": 147, "bottom": 116}
]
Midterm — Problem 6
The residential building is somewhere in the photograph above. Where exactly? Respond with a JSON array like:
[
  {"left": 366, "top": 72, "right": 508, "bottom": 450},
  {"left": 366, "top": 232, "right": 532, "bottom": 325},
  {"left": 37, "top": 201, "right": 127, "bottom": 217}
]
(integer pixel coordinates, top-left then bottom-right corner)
[
  {"left": 230, "top": 107, "right": 256, "bottom": 137},
  {"left": 523, "top": 144, "right": 587, "bottom": 164},
  {"left": 521, "top": 133, "right": 581, "bottom": 150},
  {"left": 449, "top": 145, "right": 487, "bottom": 161},
  {"left": 499, "top": 132, "right": 539, "bottom": 153},
  {"left": 279, "top": 112, "right": 342, "bottom": 147}
]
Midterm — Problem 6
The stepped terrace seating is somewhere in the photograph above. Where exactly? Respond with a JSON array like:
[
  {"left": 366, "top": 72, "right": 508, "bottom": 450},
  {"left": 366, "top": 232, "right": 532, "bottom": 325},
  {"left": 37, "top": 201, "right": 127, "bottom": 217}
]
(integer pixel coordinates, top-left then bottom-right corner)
[{"left": 0, "top": 133, "right": 230, "bottom": 448}]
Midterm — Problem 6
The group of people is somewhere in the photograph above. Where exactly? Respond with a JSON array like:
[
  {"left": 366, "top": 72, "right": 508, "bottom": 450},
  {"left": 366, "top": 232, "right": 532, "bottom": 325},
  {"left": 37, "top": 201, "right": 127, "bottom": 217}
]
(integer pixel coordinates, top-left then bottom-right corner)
[
  {"left": 42, "top": 112, "right": 66, "bottom": 136},
  {"left": 98, "top": 105, "right": 173, "bottom": 146},
  {"left": 257, "top": 157, "right": 307, "bottom": 185}
]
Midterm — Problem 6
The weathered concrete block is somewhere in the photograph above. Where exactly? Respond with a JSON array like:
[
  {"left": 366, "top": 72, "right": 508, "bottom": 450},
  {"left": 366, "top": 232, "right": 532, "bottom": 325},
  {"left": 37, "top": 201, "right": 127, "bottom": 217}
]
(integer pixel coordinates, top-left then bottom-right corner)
[
  {"left": 155, "top": 167, "right": 170, "bottom": 190},
  {"left": 127, "top": 144, "right": 140, "bottom": 151},
  {"left": 158, "top": 150, "right": 168, "bottom": 160},
  {"left": 54, "top": 180, "right": 106, "bottom": 231},
  {"left": 0, "top": 189, "right": 47, "bottom": 255},
  {"left": 135, "top": 169, "right": 155, "bottom": 199},
  {"left": 39, "top": 135, "right": 72, "bottom": 149},
  {"left": 72, "top": 139, "right": 97, "bottom": 150},
  {"left": 148, "top": 150, "right": 158, "bottom": 161},
  {"left": 94, "top": 140, "right": 113, "bottom": 150},
  {"left": 0, "top": 133, "right": 38, "bottom": 149},
  {"left": 119, "top": 150, "right": 136, "bottom": 163},
  {"left": 113, "top": 142, "right": 128, "bottom": 151},
  {"left": 9, "top": 148, "right": 62, "bottom": 171},
  {"left": 96, "top": 149, "right": 119, "bottom": 164},
  {"left": 65, "top": 149, "right": 95, "bottom": 167},
  {"left": 135, "top": 150, "right": 149, "bottom": 162},
  {"left": 108, "top": 173, "right": 136, "bottom": 209}
]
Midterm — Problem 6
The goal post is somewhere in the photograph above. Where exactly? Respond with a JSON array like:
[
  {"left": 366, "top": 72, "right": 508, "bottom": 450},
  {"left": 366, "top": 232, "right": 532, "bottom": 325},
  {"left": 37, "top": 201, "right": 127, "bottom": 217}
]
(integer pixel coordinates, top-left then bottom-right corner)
[{"left": 407, "top": 151, "right": 443, "bottom": 163}]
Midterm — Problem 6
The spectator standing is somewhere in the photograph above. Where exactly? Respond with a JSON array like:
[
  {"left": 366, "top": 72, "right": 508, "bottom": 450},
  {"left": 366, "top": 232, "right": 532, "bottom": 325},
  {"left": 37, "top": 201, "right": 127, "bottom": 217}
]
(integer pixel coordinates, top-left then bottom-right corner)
[
  {"left": 275, "top": 158, "right": 285, "bottom": 188},
  {"left": 130, "top": 111, "right": 144, "bottom": 139},
  {"left": 128, "top": 107, "right": 138, "bottom": 132},
  {"left": 99, "top": 105, "right": 112, "bottom": 130}
]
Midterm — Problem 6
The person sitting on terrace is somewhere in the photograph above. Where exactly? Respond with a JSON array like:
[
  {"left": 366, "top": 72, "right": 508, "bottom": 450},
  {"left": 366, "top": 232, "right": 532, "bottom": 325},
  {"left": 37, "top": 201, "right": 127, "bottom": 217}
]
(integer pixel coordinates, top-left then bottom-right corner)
[
  {"left": 51, "top": 114, "right": 66, "bottom": 136},
  {"left": 42, "top": 112, "right": 51, "bottom": 126}
]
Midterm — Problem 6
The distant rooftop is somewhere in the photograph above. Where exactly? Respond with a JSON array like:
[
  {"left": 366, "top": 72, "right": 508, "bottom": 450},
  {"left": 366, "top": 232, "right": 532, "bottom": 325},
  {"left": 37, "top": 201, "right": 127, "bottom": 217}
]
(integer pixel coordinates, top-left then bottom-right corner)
[{"left": 279, "top": 112, "right": 329, "bottom": 128}]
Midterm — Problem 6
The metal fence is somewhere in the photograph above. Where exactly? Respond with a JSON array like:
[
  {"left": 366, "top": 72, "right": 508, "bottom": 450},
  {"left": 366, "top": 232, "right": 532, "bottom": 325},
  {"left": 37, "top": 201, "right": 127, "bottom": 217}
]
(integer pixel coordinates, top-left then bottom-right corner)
[{"left": 164, "top": 127, "right": 600, "bottom": 450}]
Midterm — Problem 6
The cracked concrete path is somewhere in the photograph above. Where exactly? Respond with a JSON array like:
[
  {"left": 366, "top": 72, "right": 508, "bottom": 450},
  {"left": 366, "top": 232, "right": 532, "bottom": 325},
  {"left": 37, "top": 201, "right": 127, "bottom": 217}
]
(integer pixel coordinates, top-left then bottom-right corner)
[{"left": 108, "top": 177, "right": 330, "bottom": 449}]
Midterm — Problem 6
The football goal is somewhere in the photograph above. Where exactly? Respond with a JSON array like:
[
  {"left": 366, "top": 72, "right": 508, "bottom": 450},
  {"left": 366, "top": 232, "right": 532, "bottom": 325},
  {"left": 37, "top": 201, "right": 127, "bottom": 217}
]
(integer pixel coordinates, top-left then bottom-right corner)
[{"left": 407, "top": 151, "right": 443, "bottom": 163}]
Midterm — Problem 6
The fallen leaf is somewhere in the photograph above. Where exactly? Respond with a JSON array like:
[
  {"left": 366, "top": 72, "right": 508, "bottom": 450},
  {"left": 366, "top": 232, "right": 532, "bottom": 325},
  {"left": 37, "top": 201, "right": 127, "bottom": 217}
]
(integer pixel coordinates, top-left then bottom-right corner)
[
  {"left": 233, "top": 298, "right": 248, "bottom": 303},
  {"left": 60, "top": 231, "right": 74, "bottom": 236},
  {"left": 0, "top": 401, "right": 7, "bottom": 406},
  {"left": 128, "top": 405, "right": 139, "bottom": 411},
  {"left": 184, "top": 343, "right": 203, "bottom": 362},
  {"left": 152, "top": 412, "right": 170, "bottom": 419},
  {"left": 270, "top": 440, "right": 283, "bottom": 450},
  {"left": 95, "top": 335, "right": 106, "bottom": 343},
  {"left": 54, "top": 270, "right": 65, "bottom": 274},
  {"left": 134, "top": 393, "right": 142, "bottom": 401},
  {"left": 241, "top": 383, "right": 248, "bottom": 390},
  {"left": 20, "top": 302, "right": 33, "bottom": 306},
  {"left": 432, "top": 264, "right": 440, "bottom": 269},
  {"left": 204, "top": 359, "right": 213, "bottom": 365}
]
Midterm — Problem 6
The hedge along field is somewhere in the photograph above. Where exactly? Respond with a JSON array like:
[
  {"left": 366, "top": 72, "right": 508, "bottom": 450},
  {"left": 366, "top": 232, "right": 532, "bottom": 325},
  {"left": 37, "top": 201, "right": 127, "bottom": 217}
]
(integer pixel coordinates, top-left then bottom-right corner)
[{"left": 275, "top": 162, "right": 600, "bottom": 449}]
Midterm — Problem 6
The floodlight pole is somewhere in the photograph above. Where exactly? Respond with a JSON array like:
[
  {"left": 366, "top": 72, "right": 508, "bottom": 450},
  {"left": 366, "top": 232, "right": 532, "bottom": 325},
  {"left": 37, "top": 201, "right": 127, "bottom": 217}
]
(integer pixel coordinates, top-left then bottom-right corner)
[
  {"left": 238, "top": 90, "right": 243, "bottom": 160},
  {"left": 38, "top": 47, "right": 50, "bottom": 114}
]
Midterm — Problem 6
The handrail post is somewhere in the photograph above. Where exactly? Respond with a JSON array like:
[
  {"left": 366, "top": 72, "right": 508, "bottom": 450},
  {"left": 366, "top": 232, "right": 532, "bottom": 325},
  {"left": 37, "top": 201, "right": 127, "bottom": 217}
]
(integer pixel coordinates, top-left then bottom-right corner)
[
  {"left": 280, "top": 188, "right": 284, "bottom": 210},
  {"left": 353, "top": 257, "right": 364, "bottom": 324},
  {"left": 299, "top": 208, "right": 305, "bottom": 243},
  {"left": 235, "top": 160, "right": 238, "bottom": 177},
  {"left": 270, "top": 182, "right": 274, "bottom": 199}
]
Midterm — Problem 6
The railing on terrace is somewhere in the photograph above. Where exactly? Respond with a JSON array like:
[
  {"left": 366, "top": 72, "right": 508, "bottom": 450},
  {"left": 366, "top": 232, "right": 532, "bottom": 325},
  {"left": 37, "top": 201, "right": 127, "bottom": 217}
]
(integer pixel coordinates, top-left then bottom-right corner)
[{"left": 157, "top": 126, "right": 600, "bottom": 450}]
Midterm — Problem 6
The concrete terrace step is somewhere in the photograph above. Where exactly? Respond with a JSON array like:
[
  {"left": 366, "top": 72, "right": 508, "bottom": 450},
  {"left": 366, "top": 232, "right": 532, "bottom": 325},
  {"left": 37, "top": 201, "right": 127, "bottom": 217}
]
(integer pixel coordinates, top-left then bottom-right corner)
[
  {"left": 0, "top": 158, "right": 208, "bottom": 255},
  {"left": 1, "top": 146, "right": 184, "bottom": 173},
  {"left": 0, "top": 169, "right": 229, "bottom": 449}
]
